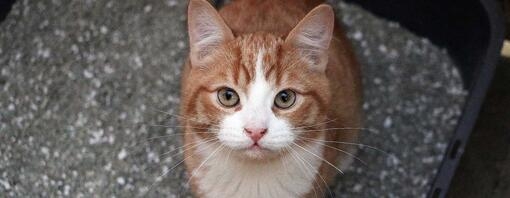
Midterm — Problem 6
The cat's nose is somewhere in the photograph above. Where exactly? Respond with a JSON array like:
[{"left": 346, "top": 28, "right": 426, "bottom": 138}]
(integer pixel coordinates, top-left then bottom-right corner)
[{"left": 244, "top": 128, "right": 267, "bottom": 142}]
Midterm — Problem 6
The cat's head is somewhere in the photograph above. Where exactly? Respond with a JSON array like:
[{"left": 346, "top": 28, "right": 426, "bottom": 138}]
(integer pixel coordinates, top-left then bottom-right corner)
[{"left": 183, "top": 0, "right": 335, "bottom": 160}]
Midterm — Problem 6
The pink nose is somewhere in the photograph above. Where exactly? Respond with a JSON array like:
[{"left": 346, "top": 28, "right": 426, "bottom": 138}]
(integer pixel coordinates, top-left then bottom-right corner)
[{"left": 244, "top": 128, "right": 267, "bottom": 142}]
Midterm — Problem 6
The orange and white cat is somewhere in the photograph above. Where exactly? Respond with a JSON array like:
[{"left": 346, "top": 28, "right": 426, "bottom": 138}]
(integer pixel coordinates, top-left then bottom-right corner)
[{"left": 179, "top": 0, "right": 362, "bottom": 197}]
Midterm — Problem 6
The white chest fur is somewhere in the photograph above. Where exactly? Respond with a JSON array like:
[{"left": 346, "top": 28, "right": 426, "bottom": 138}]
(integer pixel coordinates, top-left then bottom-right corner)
[{"left": 192, "top": 137, "right": 325, "bottom": 198}]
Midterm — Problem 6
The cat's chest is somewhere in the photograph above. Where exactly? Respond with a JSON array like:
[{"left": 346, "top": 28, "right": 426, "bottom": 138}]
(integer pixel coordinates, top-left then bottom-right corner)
[{"left": 192, "top": 140, "right": 325, "bottom": 198}]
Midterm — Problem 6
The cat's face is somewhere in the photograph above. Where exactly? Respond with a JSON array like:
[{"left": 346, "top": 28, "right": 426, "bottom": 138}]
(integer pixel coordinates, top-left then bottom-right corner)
[
  {"left": 185, "top": 35, "right": 331, "bottom": 160},
  {"left": 183, "top": 0, "right": 334, "bottom": 160}
]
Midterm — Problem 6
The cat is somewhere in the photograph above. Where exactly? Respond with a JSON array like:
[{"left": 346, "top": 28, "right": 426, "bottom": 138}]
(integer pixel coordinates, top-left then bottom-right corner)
[{"left": 179, "top": 0, "right": 362, "bottom": 197}]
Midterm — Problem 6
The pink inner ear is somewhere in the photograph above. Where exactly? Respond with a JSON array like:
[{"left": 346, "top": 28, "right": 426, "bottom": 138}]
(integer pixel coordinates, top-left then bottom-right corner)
[
  {"left": 187, "top": 0, "right": 234, "bottom": 66},
  {"left": 285, "top": 5, "right": 335, "bottom": 72}
]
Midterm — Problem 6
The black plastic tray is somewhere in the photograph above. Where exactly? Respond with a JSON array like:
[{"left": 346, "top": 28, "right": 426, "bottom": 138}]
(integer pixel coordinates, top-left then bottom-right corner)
[{"left": 341, "top": 0, "right": 504, "bottom": 197}]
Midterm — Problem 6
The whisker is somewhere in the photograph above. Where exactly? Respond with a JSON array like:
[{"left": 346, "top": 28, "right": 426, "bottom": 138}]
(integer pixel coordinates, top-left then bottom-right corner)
[
  {"left": 299, "top": 149, "right": 333, "bottom": 198},
  {"left": 186, "top": 144, "right": 224, "bottom": 187},
  {"left": 141, "top": 137, "right": 218, "bottom": 174},
  {"left": 293, "top": 142, "right": 344, "bottom": 174},
  {"left": 148, "top": 124, "right": 221, "bottom": 131},
  {"left": 290, "top": 145, "right": 332, "bottom": 197},
  {"left": 143, "top": 139, "right": 215, "bottom": 196},
  {"left": 292, "top": 118, "right": 338, "bottom": 130},
  {"left": 287, "top": 146, "right": 320, "bottom": 197},
  {"left": 123, "top": 129, "right": 219, "bottom": 159},
  {"left": 315, "top": 166, "right": 334, "bottom": 198},
  {"left": 274, "top": 147, "right": 302, "bottom": 197},
  {"left": 295, "top": 127, "right": 379, "bottom": 134},
  {"left": 144, "top": 132, "right": 216, "bottom": 141},
  {"left": 123, "top": 131, "right": 211, "bottom": 154},
  {"left": 212, "top": 147, "right": 235, "bottom": 194},
  {"left": 307, "top": 140, "right": 367, "bottom": 167},
  {"left": 298, "top": 137, "right": 391, "bottom": 156},
  {"left": 151, "top": 108, "right": 222, "bottom": 128},
  {"left": 159, "top": 137, "right": 217, "bottom": 158}
]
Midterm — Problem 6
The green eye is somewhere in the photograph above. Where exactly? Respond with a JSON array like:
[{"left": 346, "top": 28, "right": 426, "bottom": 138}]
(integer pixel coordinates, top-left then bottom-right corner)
[
  {"left": 274, "top": 89, "right": 296, "bottom": 109},
  {"left": 217, "top": 87, "right": 240, "bottom": 107}
]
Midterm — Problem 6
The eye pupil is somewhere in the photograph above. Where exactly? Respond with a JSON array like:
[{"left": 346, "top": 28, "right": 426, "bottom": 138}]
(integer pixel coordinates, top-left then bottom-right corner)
[
  {"left": 280, "top": 93, "right": 288, "bottom": 102},
  {"left": 225, "top": 91, "right": 232, "bottom": 100}
]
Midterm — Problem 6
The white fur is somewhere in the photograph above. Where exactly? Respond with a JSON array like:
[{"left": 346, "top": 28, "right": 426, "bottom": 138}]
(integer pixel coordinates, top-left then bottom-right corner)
[
  {"left": 194, "top": 135, "right": 325, "bottom": 198},
  {"left": 217, "top": 49, "right": 295, "bottom": 152}
]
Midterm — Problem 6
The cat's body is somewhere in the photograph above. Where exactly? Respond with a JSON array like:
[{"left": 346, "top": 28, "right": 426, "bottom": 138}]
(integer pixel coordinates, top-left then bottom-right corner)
[{"left": 180, "top": 0, "right": 361, "bottom": 197}]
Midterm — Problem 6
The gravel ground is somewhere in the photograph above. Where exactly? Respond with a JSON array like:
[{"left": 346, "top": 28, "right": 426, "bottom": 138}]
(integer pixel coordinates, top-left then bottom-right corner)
[{"left": 0, "top": 0, "right": 466, "bottom": 197}]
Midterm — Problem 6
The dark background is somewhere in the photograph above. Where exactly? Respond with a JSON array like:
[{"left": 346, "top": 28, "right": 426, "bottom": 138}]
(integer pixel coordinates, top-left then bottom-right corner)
[
  {"left": 447, "top": 58, "right": 510, "bottom": 197},
  {"left": 342, "top": 0, "right": 509, "bottom": 197}
]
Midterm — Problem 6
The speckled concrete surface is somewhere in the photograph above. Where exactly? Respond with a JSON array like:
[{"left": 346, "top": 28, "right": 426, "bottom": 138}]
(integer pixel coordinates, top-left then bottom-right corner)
[{"left": 0, "top": 0, "right": 466, "bottom": 197}]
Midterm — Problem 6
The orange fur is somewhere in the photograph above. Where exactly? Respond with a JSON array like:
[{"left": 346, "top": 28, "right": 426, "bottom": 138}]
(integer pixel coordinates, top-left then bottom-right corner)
[{"left": 180, "top": 0, "right": 361, "bottom": 197}]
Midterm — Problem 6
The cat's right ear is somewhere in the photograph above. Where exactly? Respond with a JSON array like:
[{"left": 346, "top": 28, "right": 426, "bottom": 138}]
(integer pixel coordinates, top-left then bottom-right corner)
[{"left": 188, "top": 0, "right": 234, "bottom": 67}]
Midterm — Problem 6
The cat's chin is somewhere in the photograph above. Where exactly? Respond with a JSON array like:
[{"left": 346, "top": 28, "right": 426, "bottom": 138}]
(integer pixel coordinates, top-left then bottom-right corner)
[{"left": 232, "top": 145, "right": 281, "bottom": 161}]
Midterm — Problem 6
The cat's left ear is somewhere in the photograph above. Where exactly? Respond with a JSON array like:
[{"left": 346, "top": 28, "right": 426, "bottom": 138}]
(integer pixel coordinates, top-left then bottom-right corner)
[
  {"left": 285, "top": 4, "right": 335, "bottom": 72},
  {"left": 188, "top": 0, "right": 234, "bottom": 67}
]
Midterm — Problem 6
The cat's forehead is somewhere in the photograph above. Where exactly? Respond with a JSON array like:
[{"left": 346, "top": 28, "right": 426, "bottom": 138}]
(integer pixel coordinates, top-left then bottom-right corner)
[
  {"left": 207, "top": 33, "right": 303, "bottom": 89},
  {"left": 236, "top": 34, "right": 282, "bottom": 66}
]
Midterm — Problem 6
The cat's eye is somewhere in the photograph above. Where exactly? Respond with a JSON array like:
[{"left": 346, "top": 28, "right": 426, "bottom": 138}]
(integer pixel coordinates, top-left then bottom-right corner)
[
  {"left": 217, "top": 87, "right": 240, "bottom": 107},
  {"left": 274, "top": 89, "right": 296, "bottom": 109}
]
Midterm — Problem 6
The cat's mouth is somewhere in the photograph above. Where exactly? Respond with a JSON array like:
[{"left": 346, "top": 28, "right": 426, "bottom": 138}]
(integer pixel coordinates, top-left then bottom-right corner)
[
  {"left": 250, "top": 142, "right": 261, "bottom": 149},
  {"left": 235, "top": 142, "right": 282, "bottom": 160}
]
